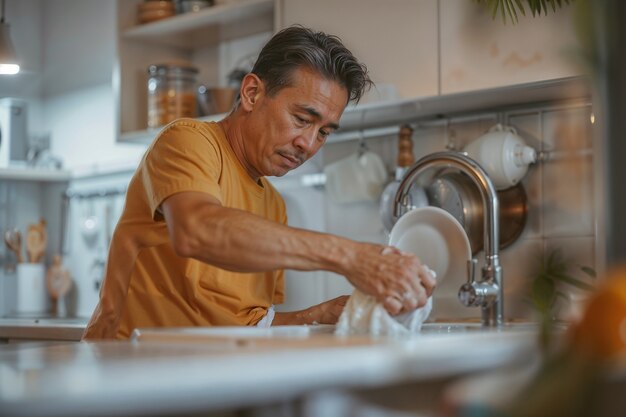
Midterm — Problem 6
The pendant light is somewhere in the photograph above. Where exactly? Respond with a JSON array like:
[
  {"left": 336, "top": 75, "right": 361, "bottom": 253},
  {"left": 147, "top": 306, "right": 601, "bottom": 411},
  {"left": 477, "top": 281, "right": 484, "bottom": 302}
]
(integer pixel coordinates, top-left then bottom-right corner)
[{"left": 0, "top": 0, "right": 19, "bottom": 75}]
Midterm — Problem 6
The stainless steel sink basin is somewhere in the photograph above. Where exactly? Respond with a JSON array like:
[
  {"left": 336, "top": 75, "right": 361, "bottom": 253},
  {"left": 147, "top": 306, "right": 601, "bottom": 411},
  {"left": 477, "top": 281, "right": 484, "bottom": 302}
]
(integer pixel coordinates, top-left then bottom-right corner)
[{"left": 419, "top": 322, "right": 539, "bottom": 334}]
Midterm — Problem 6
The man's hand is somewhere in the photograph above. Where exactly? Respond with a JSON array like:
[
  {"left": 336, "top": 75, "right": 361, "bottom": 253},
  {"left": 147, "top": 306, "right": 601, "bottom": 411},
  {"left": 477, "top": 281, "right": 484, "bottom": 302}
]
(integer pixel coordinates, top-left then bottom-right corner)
[
  {"left": 342, "top": 243, "right": 436, "bottom": 316},
  {"left": 82, "top": 297, "right": 122, "bottom": 340},
  {"left": 273, "top": 295, "right": 349, "bottom": 325}
]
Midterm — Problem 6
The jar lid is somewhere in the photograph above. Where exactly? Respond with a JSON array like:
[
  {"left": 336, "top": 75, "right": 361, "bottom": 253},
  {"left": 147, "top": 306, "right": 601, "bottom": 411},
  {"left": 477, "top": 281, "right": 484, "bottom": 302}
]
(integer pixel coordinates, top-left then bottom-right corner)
[{"left": 147, "top": 63, "right": 199, "bottom": 75}]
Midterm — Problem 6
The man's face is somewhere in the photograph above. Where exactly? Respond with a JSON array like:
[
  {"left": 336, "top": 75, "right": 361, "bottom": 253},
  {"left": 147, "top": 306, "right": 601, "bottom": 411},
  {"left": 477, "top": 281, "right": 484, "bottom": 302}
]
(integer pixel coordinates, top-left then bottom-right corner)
[{"left": 243, "top": 67, "right": 348, "bottom": 178}]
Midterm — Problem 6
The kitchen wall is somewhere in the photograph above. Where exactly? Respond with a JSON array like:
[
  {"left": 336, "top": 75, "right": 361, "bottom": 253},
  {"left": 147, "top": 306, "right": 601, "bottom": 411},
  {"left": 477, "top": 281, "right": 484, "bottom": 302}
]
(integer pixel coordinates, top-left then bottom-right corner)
[
  {"left": 283, "top": 102, "right": 596, "bottom": 322},
  {"left": 273, "top": 0, "right": 593, "bottom": 321},
  {"left": 0, "top": 0, "right": 594, "bottom": 322}
]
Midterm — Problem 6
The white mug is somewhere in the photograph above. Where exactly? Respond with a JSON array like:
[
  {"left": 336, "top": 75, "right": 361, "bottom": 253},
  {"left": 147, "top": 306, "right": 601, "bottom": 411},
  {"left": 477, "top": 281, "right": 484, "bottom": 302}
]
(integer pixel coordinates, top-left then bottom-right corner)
[{"left": 324, "top": 151, "right": 388, "bottom": 204}]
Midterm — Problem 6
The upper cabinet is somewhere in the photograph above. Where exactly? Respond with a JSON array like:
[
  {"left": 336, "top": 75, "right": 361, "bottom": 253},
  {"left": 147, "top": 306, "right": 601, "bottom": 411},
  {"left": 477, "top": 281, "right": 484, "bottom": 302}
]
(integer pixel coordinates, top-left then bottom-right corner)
[
  {"left": 439, "top": 0, "right": 582, "bottom": 94},
  {"left": 116, "top": 0, "right": 278, "bottom": 137},
  {"left": 281, "top": 0, "right": 440, "bottom": 102},
  {"left": 115, "top": 0, "right": 586, "bottom": 144}
]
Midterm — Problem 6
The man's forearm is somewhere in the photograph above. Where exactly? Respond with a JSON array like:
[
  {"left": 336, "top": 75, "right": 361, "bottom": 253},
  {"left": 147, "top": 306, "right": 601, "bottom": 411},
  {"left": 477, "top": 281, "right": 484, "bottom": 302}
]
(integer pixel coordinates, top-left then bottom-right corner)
[
  {"left": 272, "top": 310, "right": 316, "bottom": 325},
  {"left": 166, "top": 195, "right": 358, "bottom": 275},
  {"left": 163, "top": 192, "right": 436, "bottom": 317}
]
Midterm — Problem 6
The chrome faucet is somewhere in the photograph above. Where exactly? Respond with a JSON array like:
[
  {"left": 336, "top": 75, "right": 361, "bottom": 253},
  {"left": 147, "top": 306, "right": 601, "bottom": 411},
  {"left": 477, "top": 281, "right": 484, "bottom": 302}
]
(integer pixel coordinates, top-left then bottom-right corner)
[{"left": 393, "top": 151, "right": 503, "bottom": 327}]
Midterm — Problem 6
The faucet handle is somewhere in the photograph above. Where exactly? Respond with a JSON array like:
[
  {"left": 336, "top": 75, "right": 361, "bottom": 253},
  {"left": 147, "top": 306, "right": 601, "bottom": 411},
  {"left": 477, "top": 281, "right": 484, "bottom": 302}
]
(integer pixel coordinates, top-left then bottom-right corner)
[
  {"left": 458, "top": 281, "right": 499, "bottom": 307},
  {"left": 466, "top": 258, "right": 477, "bottom": 284}
]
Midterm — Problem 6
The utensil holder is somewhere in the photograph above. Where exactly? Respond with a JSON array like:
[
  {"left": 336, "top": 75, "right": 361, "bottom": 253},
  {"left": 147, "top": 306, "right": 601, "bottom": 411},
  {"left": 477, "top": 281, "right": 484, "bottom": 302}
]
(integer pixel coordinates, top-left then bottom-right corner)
[{"left": 15, "top": 263, "right": 49, "bottom": 314}]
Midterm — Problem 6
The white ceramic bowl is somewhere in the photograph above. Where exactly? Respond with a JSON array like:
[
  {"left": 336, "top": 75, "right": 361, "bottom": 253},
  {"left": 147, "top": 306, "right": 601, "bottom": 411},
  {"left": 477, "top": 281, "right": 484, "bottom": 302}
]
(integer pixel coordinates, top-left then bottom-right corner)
[{"left": 388, "top": 206, "right": 471, "bottom": 283}]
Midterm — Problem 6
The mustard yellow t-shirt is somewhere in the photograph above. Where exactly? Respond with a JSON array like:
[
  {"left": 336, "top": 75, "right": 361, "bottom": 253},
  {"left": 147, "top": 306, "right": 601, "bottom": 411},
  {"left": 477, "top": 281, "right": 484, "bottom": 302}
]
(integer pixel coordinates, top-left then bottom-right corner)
[{"left": 108, "top": 119, "right": 285, "bottom": 339}]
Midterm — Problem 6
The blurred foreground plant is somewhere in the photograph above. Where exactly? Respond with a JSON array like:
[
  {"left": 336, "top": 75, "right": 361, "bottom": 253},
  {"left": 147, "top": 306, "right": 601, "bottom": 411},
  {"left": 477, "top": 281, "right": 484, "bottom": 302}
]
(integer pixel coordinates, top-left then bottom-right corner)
[
  {"left": 505, "top": 268, "right": 626, "bottom": 417},
  {"left": 530, "top": 249, "right": 596, "bottom": 352},
  {"left": 475, "top": 0, "right": 573, "bottom": 24}
]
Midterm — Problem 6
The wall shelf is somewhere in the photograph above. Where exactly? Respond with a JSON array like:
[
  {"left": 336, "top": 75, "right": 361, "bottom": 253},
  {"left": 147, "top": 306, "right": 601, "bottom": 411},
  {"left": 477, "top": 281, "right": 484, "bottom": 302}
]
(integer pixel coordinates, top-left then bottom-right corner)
[
  {"left": 119, "top": 113, "right": 225, "bottom": 145},
  {"left": 116, "top": 0, "right": 275, "bottom": 135},
  {"left": 122, "top": 0, "right": 274, "bottom": 49},
  {"left": 0, "top": 167, "right": 72, "bottom": 182},
  {"left": 118, "top": 76, "right": 591, "bottom": 146},
  {"left": 330, "top": 76, "right": 590, "bottom": 142}
]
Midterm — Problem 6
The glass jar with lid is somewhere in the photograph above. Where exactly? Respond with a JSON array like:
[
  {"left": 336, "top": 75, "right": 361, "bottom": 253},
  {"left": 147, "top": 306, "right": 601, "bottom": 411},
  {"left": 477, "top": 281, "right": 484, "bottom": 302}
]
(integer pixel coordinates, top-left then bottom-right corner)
[{"left": 147, "top": 63, "right": 199, "bottom": 129}]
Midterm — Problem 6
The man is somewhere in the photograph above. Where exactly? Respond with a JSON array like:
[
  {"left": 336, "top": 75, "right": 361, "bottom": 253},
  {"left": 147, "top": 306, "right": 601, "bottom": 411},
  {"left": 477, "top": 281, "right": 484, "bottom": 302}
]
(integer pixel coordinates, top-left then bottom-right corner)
[{"left": 83, "top": 26, "right": 435, "bottom": 340}]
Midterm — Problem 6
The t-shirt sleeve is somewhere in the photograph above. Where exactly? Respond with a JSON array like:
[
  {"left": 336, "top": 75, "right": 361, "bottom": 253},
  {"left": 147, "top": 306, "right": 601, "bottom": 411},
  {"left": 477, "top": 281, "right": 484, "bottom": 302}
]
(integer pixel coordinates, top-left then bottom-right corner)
[{"left": 141, "top": 121, "right": 223, "bottom": 220}]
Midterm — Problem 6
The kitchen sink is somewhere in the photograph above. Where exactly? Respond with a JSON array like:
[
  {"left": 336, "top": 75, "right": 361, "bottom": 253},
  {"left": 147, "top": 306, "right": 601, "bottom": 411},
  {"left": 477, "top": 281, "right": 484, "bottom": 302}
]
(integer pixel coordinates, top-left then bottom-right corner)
[{"left": 419, "top": 321, "right": 539, "bottom": 334}]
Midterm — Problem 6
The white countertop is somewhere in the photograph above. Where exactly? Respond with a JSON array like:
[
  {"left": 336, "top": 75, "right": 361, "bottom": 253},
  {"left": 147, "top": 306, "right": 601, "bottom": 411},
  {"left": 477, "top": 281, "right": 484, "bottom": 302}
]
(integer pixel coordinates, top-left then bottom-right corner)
[
  {"left": 0, "top": 317, "right": 87, "bottom": 341},
  {"left": 0, "top": 325, "right": 538, "bottom": 417}
]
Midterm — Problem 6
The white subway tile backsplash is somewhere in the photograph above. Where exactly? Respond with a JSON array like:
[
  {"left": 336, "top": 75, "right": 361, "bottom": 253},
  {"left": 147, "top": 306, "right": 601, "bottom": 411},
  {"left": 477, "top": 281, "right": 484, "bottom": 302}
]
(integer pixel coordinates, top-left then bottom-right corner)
[
  {"left": 542, "top": 106, "right": 593, "bottom": 151},
  {"left": 315, "top": 103, "right": 597, "bottom": 321},
  {"left": 542, "top": 154, "right": 594, "bottom": 237},
  {"left": 499, "top": 238, "right": 544, "bottom": 319}
]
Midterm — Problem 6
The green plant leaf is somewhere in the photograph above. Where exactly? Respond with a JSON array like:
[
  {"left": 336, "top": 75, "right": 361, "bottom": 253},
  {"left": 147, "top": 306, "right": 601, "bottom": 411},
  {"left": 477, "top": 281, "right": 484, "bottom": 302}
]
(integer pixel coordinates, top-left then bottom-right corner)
[
  {"left": 477, "top": 0, "right": 572, "bottom": 24},
  {"left": 580, "top": 265, "right": 597, "bottom": 278},
  {"left": 555, "top": 291, "right": 570, "bottom": 302},
  {"left": 552, "top": 272, "right": 595, "bottom": 291},
  {"left": 514, "top": 0, "right": 527, "bottom": 16},
  {"left": 533, "top": 275, "right": 556, "bottom": 312},
  {"left": 505, "top": 0, "right": 518, "bottom": 23}
]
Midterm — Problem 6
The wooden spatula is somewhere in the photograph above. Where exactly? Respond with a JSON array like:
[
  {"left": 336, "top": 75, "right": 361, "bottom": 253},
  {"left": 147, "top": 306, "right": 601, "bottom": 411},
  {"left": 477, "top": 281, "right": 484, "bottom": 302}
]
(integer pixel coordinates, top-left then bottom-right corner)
[
  {"left": 4, "top": 229, "right": 23, "bottom": 263},
  {"left": 26, "top": 219, "right": 47, "bottom": 263}
]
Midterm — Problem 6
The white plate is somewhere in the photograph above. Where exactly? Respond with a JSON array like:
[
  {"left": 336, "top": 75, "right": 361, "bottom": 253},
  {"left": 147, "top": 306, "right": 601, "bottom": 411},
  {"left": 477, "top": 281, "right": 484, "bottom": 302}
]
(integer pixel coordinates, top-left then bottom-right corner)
[{"left": 388, "top": 206, "right": 471, "bottom": 283}]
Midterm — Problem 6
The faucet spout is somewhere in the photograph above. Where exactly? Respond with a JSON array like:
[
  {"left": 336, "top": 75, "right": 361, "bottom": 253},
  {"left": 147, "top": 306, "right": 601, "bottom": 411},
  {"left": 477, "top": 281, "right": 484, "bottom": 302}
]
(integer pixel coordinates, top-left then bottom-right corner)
[{"left": 393, "top": 151, "right": 504, "bottom": 326}]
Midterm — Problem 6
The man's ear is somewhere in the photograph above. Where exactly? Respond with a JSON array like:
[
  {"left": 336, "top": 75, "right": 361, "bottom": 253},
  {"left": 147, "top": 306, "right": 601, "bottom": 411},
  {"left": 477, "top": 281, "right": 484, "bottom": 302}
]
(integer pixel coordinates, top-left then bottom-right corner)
[{"left": 240, "top": 73, "right": 264, "bottom": 112}]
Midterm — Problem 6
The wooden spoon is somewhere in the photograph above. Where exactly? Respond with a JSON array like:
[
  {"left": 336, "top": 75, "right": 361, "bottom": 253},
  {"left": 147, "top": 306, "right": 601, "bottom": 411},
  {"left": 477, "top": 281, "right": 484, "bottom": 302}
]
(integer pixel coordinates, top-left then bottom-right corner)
[
  {"left": 46, "top": 254, "right": 72, "bottom": 316},
  {"left": 4, "top": 229, "right": 23, "bottom": 263},
  {"left": 26, "top": 219, "right": 47, "bottom": 263}
]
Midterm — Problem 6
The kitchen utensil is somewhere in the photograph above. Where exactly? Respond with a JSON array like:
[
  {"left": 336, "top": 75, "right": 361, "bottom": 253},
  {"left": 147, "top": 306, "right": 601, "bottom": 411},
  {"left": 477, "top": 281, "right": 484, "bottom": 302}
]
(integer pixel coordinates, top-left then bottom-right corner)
[
  {"left": 105, "top": 199, "right": 114, "bottom": 247},
  {"left": 426, "top": 171, "right": 527, "bottom": 255},
  {"left": 179, "top": 0, "right": 213, "bottom": 13},
  {"left": 389, "top": 206, "right": 471, "bottom": 283},
  {"left": 324, "top": 151, "right": 388, "bottom": 204},
  {"left": 80, "top": 200, "right": 101, "bottom": 246},
  {"left": 26, "top": 218, "right": 47, "bottom": 263},
  {"left": 197, "top": 85, "right": 237, "bottom": 116},
  {"left": 46, "top": 255, "right": 72, "bottom": 317},
  {"left": 464, "top": 124, "right": 537, "bottom": 190},
  {"left": 4, "top": 228, "right": 23, "bottom": 263},
  {"left": 147, "top": 63, "right": 198, "bottom": 128},
  {"left": 380, "top": 181, "right": 428, "bottom": 233},
  {"left": 137, "top": 1, "right": 176, "bottom": 24},
  {"left": 379, "top": 125, "right": 429, "bottom": 232}
]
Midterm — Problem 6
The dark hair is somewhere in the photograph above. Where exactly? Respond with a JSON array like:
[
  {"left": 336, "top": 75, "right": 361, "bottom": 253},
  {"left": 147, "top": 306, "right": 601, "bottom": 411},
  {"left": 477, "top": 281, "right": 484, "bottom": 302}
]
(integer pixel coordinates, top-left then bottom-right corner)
[{"left": 251, "top": 25, "right": 373, "bottom": 104}]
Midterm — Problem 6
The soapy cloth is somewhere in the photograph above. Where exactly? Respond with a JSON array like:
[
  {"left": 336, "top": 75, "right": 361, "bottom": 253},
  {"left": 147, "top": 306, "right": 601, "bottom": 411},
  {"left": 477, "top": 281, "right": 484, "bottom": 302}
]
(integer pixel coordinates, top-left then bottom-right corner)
[{"left": 335, "top": 267, "right": 436, "bottom": 337}]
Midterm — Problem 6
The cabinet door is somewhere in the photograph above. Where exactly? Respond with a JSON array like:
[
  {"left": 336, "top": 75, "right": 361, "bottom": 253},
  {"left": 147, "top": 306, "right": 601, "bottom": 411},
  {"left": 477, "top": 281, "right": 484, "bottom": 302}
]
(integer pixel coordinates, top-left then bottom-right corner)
[
  {"left": 440, "top": 0, "right": 582, "bottom": 94},
  {"left": 280, "top": 0, "right": 439, "bottom": 102}
]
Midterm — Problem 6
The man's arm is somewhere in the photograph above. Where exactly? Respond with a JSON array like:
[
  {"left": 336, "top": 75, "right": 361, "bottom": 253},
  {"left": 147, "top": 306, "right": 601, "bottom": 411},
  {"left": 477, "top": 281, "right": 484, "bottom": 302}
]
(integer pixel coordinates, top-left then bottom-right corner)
[
  {"left": 272, "top": 295, "right": 349, "bottom": 325},
  {"left": 162, "top": 191, "right": 436, "bottom": 316}
]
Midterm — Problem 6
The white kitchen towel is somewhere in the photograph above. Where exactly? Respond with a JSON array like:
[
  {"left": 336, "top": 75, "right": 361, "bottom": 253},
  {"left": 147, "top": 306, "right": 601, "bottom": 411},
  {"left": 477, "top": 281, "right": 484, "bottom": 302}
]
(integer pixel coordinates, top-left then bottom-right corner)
[
  {"left": 335, "top": 268, "right": 436, "bottom": 337},
  {"left": 256, "top": 305, "right": 275, "bottom": 328}
]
